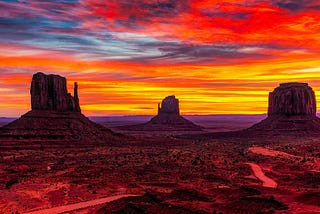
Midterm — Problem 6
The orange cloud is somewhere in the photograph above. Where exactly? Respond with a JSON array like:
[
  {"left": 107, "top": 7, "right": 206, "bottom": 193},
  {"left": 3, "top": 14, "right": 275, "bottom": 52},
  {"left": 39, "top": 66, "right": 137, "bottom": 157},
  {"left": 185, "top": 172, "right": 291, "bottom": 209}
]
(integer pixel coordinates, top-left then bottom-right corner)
[
  {"left": 1, "top": 0, "right": 320, "bottom": 116},
  {"left": 1, "top": 50, "right": 320, "bottom": 116}
]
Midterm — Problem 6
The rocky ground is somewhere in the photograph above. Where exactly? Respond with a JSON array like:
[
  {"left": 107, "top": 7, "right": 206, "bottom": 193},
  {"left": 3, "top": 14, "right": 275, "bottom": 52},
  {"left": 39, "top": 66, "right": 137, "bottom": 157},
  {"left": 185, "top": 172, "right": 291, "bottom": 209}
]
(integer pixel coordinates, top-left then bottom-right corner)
[{"left": 0, "top": 131, "right": 319, "bottom": 214}]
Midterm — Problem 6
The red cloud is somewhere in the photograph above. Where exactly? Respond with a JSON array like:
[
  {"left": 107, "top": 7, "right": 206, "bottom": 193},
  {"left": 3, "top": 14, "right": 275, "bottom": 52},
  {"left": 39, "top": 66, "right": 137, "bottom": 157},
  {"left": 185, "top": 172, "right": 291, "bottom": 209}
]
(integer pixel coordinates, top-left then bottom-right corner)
[{"left": 81, "top": 0, "right": 320, "bottom": 49}]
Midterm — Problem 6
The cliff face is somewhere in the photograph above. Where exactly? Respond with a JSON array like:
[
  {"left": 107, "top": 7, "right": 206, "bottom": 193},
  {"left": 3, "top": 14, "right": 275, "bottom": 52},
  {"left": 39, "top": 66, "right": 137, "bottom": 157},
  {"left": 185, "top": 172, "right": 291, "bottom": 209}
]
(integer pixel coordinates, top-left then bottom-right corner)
[
  {"left": 268, "top": 83, "right": 316, "bottom": 117},
  {"left": 30, "top": 72, "right": 81, "bottom": 112}
]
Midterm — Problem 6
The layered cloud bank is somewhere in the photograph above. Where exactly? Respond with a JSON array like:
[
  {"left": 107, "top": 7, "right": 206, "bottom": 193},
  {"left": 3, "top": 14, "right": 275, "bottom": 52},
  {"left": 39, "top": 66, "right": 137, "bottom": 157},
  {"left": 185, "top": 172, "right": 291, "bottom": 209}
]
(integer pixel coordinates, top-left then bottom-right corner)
[{"left": 0, "top": 0, "right": 320, "bottom": 116}]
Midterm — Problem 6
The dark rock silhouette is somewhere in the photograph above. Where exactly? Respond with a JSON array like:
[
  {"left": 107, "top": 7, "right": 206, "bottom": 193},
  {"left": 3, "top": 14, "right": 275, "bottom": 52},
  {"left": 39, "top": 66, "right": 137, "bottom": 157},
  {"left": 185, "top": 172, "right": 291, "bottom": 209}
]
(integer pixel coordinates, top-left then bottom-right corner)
[
  {"left": 74, "top": 82, "right": 81, "bottom": 112},
  {"left": 118, "top": 95, "right": 202, "bottom": 131},
  {"left": 249, "top": 82, "right": 320, "bottom": 133},
  {"left": 31, "top": 72, "right": 81, "bottom": 112},
  {"left": 0, "top": 72, "right": 120, "bottom": 143},
  {"left": 158, "top": 95, "right": 180, "bottom": 115},
  {"left": 268, "top": 83, "right": 316, "bottom": 117}
]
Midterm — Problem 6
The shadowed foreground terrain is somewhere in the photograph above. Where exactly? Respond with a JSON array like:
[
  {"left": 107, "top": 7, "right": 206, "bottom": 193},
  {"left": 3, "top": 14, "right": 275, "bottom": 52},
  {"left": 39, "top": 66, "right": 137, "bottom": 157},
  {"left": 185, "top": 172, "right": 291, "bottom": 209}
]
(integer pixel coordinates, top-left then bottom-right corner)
[{"left": 0, "top": 122, "right": 319, "bottom": 213}]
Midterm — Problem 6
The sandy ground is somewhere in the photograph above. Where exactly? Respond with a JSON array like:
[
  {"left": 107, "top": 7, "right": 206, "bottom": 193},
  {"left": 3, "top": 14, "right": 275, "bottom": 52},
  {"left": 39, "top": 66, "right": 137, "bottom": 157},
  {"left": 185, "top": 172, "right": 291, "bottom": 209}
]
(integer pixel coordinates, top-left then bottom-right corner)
[
  {"left": 248, "top": 146, "right": 300, "bottom": 159},
  {"left": 249, "top": 146, "right": 320, "bottom": 171},
  {"left": 25, "top": 194, "right": 140, "bottom": 214},
  {"left": 1, "top": 132, "right": 319, "bottom": 213},
  {"left": 247, "top": 162, "right": 278, "bottom": 188}
]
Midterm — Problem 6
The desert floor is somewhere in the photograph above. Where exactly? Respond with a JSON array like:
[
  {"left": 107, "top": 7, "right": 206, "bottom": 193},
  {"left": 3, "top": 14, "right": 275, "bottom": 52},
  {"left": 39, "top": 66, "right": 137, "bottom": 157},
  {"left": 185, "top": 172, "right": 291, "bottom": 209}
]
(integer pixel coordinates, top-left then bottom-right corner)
[{"left": 0, "top": 116, "right": 319, "bottom": 213}]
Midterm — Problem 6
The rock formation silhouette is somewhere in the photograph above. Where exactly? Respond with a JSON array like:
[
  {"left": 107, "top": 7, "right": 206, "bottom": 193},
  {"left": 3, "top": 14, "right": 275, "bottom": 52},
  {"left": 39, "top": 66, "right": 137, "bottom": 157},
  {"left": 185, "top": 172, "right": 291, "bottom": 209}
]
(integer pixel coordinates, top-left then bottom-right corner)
[
  {"left": 31, "top": 72, "right": 81, "bottom": 112},
  {"left": 118, "top": 95, "right": 202, "bottom": 131},
  {"left": 268, "top": 83, "right": 316, "bottom": 117},
  {"left": 249, "top": 82, "right": 320, "bottom": 132},
  {"left": 158, "top": 95, "right": 180, "bottom": 115},
  {"left": 0, "top": 72, "right": 120, "bottom": 143}
]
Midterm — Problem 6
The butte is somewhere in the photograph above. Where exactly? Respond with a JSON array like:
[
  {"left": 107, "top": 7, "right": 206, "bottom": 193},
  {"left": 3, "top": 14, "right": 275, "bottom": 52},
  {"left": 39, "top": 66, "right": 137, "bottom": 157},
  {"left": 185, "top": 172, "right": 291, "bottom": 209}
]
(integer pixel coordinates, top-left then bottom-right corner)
[
  {"left": 0, "top": 72, "right": 120, "bottom": 143},
  {"left": 248, "top": 82, "right": 320, "bottom": 133},
  {"left": 118, "top": 95, "right": 203, "bottom": 131}
]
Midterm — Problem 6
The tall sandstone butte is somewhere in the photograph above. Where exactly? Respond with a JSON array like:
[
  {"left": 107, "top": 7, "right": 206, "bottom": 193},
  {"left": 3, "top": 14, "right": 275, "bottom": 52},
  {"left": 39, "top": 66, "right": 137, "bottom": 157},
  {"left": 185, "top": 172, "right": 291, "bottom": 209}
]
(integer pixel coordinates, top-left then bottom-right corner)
[
  {"left": 0, "top": 72, "right": 119, "bottom": 143},
  {"left": 31, "top": 72, "right": 81, "bottom": 112},
  {"left": 158, "top": 95, "right": 180, "bottom": 115},
  {"left": 249, "top": 82, "right": 320, "bottom": 132},
  {"left": 268, "top": 83, "right": 316, "bottom": 117},
  {"left": 118, "top": 95, "right": 202, "bottom": 131}
]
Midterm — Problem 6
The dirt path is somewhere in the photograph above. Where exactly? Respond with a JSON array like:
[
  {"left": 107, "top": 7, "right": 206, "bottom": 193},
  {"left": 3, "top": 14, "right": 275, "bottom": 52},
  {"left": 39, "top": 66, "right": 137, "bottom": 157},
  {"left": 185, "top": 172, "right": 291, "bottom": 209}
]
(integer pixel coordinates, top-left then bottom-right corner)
[
  {"left": 248, "top": 146, "right": 320, "bottom": 172},
  {"left": 25, "top": 194, "right": 140, "bottom": 214},
  {"left": 247, "top": 163, "right": 278, "bottom": 188},
  {"left": 248, "top": 146, "right": 299, "bottom": 159}
]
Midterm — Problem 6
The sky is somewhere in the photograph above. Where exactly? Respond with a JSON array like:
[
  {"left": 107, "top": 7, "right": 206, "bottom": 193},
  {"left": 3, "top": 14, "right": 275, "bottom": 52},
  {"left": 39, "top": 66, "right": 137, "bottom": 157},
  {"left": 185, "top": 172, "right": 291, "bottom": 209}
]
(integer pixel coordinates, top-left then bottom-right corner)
[{"left": 0, "top": 0, "right": 320, "bottom": 116}]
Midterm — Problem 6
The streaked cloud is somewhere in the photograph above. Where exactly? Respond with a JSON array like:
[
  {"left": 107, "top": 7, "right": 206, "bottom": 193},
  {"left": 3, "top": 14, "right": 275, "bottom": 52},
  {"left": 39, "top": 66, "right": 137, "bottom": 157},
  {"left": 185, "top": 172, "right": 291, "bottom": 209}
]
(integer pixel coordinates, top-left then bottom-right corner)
[{"left": 0, "top": 0, "right": 320, "bottom": 116}]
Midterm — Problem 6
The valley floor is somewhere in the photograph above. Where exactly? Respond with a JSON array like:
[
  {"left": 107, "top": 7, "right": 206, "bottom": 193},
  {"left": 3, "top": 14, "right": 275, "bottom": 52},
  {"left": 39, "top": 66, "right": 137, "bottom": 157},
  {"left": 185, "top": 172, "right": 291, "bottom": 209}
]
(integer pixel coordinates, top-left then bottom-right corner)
[{"left": 0, "top": 132, "right": 319, "bottom": 214}]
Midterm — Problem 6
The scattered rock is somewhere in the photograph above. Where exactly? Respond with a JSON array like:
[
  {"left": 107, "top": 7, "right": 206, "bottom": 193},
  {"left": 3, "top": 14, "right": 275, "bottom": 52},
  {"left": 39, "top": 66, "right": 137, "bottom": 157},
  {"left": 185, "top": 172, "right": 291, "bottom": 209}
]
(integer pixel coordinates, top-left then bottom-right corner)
[
  {"left": 5, "top": 178, "right": 18, "bottom": 189},
  {"left": 227, "top": 196, "right": 288, "bottom": 212},
  {"left": 166, "top": 188, "right": 213, "bottom": 202},
  {"left": 296, "top": 192, "right": 320, "bottom": 206},
  {"left": 240, "top": 186, "right": 261, "bottom": 196},
  {"left": 96, "top": 192, "right": 207, "bottom": 214}
]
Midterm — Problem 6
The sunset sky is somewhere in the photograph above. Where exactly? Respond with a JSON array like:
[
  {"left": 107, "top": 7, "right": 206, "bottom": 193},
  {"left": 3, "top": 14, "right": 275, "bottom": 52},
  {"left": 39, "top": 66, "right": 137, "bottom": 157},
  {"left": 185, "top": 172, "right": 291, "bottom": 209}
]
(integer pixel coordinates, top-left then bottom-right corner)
[{"left": 1, "top": 0, "right": 320, "bottom": 116}]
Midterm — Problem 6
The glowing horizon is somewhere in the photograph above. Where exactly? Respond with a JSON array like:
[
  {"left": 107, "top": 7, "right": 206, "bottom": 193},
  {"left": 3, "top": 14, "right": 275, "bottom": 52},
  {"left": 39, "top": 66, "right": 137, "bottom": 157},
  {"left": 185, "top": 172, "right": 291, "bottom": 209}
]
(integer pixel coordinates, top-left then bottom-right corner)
[{"left": 1, "top": 0, "right": 320, "bottom": 117}]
